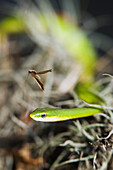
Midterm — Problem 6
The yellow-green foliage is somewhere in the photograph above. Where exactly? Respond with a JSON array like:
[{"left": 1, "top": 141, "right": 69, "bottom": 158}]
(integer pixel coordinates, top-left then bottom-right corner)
[
  {"left": 37, "top": 13, "right": 97, "bottom": 81},
  {"left": 52, "top": 16, "right": 97, "bottom": 81},
  {"left": 0, "top": 17, "right": 25, "bottom": 35}
]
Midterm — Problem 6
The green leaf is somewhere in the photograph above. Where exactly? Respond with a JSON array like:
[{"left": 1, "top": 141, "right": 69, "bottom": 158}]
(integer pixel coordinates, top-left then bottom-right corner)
[{"left": 75, "top": 83, "right": 105, "bottom": 104}]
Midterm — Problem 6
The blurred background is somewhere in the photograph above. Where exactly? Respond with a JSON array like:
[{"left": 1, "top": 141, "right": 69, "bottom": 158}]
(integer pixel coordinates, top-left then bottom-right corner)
[{"left": 0, "top": 0, "right": 113, "bottom": 170}]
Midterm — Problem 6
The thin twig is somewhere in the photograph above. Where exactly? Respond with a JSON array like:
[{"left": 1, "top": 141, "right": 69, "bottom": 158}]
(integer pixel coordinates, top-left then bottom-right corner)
[
  {"left": 96, "top": 129, "right": 113, "bottom": 140},
  {"left": 83, "top": 101, "right": 113, "bottom": 110},
  {"left": 103, "top": 73, "right": 113, "bottom": 78},
  {"left": 55, "top": 155, "right": 94, "bottom": 167},
  {"left": 60, "top": 140, "right": 87, "bottom": 148},
  {"left": 11, "top": 115, "right": 43, "bottom": 144}
]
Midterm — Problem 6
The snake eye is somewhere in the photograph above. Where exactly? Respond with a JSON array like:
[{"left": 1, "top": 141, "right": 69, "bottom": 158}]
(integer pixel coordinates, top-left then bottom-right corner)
[{"left": 41, "top": 113, "right": 46, "bottom": 118}]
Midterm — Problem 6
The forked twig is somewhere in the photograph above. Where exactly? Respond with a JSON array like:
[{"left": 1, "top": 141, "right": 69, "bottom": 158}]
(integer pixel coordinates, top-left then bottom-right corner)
[
  {"left": 28, "top": 69, "right": 52, "bottom": 91},
  {"left": 22, "top": 69, "right": 52, "bottom": 98}
]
